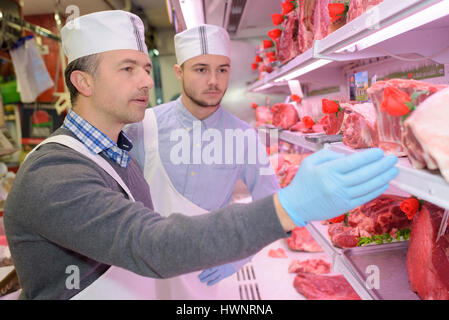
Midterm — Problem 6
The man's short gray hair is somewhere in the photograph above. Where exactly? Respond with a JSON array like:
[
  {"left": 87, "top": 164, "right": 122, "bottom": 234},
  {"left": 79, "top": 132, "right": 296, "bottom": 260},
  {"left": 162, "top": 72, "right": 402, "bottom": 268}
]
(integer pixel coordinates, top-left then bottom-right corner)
[{"left": 64, "top": 54, "right": 101, "bottom": 105}]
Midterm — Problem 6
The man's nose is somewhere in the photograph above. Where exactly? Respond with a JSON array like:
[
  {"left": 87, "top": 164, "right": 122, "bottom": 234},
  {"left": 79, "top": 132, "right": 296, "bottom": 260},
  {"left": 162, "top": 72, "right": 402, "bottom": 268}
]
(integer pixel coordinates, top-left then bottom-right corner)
[
  {"left": 207, "top": 71, "right": 218, "bottom": 86},
  {"left": 139, "top": 69, "right": 153, "bottom": 90}
]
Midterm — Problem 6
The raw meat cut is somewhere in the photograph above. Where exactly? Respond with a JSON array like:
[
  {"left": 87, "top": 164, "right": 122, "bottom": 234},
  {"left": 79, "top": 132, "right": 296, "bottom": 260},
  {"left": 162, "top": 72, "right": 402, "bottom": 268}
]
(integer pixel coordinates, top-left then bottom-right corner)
[
  {"left": 322, "top": 108, "right": 346, "bottom": 135},
  {"left": 342, "top": 102, "right": 379, "bottom": 149},
  {"left": 271, "top": 103, "right": 299, "bottom": 130},
  {"left": 328, "top": 194, "right": 411, "bottom": 248},
  {"left": 276, "top": 11, "right": 300, "bottom": 63},
  {"left": 313, "top": 0, "right": 330, "bottom": 40},
  {"left": 406, "top": 202, "right": 448, "bottom": 300},
  {"left": 271, "top": 153, "right": 310, "bottom": 188},
  {"left": 297, "top": 0, "right": 316, "bottom": 53},
  {"left": 402, "top": 86, "right": 449, "bottom": 184},
  {"left": 255, "top": 106, "right": 273, "bottom": 128},
  {"left": 347, "top": 0, "right": 384, "bottom": 22},
  {"left": 367, "top": 79, "right": 447, "bottom": 156},
  {"left": 288, "top": 259, "right": 331, "bottom": 275},
  {"left": 287, "top": 226, "right": 323, "bottom": 252},
  {"left": 268, "top": 248, "right": 287, "bottom": 258},
  {"left": 293, "top": 273, "right": 361, "bottom": 300}
]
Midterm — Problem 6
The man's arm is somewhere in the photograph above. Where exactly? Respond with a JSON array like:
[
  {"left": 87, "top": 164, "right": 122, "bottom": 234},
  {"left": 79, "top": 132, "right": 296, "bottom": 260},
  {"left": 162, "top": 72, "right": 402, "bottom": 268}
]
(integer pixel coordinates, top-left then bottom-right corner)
[{"left": 6, "top": 148, "right": 292, "bottom": 280}]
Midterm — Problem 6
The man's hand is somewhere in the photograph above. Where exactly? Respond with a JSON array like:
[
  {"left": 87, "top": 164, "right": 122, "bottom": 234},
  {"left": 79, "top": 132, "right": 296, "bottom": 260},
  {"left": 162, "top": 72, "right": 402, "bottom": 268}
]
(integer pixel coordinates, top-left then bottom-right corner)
[
  {"left": 277, "top": 148, "right": 398, "bottom": 227},
  {"left": 198, "top": 263, "right": 237, "bottom": 286}
]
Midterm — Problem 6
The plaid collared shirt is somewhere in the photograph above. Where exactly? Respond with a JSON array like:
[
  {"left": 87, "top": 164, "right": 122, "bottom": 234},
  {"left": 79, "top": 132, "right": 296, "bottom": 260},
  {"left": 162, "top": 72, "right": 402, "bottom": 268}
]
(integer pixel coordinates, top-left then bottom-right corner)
[{"left": 62, "top": 109, "right": 133, "bottom": 168}]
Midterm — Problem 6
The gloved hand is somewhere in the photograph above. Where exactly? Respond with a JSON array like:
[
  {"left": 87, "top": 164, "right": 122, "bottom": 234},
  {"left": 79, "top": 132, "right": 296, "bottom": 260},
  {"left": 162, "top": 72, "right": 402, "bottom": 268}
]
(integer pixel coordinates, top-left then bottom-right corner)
[
  {"left": 198, "top": 256, "right": 253, "bottom": 286},
  {"left": 278, "top": 148, "right": 398, "bottom": 226}
]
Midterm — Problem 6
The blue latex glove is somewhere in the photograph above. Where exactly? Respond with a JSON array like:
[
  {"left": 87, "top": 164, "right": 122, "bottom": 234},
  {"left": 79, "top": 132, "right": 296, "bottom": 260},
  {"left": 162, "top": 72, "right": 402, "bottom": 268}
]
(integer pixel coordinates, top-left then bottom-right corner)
[
  {"left": 198, "top": 256, "right": 253, "bottom": 286},
  {"left": 278, "top": 148, "right": 398, "bottom": 226}
]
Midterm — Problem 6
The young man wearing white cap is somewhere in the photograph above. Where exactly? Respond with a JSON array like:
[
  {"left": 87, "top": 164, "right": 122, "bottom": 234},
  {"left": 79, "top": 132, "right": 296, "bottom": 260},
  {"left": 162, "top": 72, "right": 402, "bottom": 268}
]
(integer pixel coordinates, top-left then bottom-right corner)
[
  {"left": 4, "top": 11, "right": 399, "bottom": 300},
  {"left": 124, "top": 25, "right": 281, "bottom": 298}
]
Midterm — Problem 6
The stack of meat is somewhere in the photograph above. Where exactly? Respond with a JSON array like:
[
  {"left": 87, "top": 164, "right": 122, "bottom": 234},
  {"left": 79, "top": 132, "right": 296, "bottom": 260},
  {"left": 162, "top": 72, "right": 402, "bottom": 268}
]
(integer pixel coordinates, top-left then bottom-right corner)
[
  {"left": 367, "top": 79, "right": 447, "bottom": 156},
  {"left": 406, "top": 201, "right": 449, "bottom": 300},
  {"left": 328, "top": 194, "right": 411, "bottom": 248},
  {"left": 402, "top": 86, "right": 449, "bottom": 184}
]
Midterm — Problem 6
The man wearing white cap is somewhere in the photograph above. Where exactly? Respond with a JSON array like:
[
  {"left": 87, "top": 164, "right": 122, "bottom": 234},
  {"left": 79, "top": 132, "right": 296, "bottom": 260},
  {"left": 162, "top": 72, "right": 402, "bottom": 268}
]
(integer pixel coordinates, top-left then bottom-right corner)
[
  {"left": 3, "top": 10, "right": 400, "bottom": 300},
  {"left": 124, "top": 24, "right": 281, "bottom": 298}
]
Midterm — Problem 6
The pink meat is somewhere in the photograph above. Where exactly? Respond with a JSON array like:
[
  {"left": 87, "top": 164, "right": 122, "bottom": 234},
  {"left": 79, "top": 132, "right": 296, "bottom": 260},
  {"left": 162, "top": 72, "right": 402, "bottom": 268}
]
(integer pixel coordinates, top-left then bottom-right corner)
[
  {"left": 406, "top": 202, "right": 449, "bottom": 300},
  {"left": 268, "top": 248, "right": 288, "bottom": 258},
  {"left": 367, "top": 79, "right": 447, "bottom": 156},
  {"left": 313, "top": 0, "right": 330, "bottom": 40},
  {"left": 288, "top": 259, "right": 331, "bottom": 275},
  {"left": 322, "top": 110, "right": 345, "bottom": 135},
  {"left": 255, "top": 106, "right": 273, "bottom": 127},
  {"left": 342, "top": 102, "right": 379, "bottom": 149},
  {"left": 287, "top": 226, "right": 323, "bottom": 252},
  {"left": 293, "top": 273, "right": 361, "bottom": 300},
  {"left": 297, "top": 0, "right": 316, "bottom": 53},
  {"left": 276, "top": 11, "right": 300, "bottom": 64},
  {"left": 347, "top": 0, "right": 384, "bottom": 22},
  {"left": 402, "top": 86, "right": 449, "bottom": 184},
  {"left": 272, "top": 103, "right": 299, "bottom": 130}
]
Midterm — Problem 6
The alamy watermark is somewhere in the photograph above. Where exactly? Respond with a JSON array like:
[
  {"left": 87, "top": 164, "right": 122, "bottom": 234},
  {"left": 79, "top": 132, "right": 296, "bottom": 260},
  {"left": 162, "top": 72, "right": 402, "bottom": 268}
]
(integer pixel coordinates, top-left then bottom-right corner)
[{"left": 169, "top": 122, "right": 278, "bottom": 176}]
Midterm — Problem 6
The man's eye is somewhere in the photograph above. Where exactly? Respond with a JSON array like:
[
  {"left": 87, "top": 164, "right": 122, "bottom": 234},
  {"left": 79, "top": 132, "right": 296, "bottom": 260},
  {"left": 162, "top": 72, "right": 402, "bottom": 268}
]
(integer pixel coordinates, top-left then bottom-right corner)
[
  {"left": 197, "top": 68, "right": 206, "bottom": 73},
  {"left": 219, "top": 68, "right": 228, "bottom": 73},
  {"left": 123, "top": 67, "right": 133, "bottom": 72}
]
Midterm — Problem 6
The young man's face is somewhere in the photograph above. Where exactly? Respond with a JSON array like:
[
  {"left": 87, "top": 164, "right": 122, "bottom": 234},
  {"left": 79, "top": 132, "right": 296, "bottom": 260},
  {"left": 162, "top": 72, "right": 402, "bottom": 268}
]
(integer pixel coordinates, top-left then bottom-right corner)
[
  {"left": 177, "top": 54, "right": 231, "bottom": 108},
  {"left": 93, "top": 49, "right": 153, "bottom": 125}
]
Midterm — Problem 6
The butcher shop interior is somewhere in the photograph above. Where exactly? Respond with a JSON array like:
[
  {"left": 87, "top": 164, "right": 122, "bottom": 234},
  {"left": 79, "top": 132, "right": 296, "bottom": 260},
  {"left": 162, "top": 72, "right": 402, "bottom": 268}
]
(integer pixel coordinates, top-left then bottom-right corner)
[{"left": 0, "top": 0, "right": 449, "bottom": 302}]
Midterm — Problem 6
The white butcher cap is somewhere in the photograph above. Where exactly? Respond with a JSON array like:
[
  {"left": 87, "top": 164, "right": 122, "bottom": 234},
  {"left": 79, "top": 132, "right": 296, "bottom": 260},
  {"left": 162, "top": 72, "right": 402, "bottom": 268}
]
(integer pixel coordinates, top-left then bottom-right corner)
[
  {"left": 61, "top": 10, "right": 148, "bottom": 64},
  {"left": 174, "top": 24, "right": 231, "bottom": 66}
]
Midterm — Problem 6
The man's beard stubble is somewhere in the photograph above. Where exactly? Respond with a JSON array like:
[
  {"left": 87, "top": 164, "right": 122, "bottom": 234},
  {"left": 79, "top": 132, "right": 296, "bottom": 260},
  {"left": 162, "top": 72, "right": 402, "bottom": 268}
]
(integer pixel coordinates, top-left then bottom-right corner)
[{"left": 183, "top": 80, "right": 226, "bottom": 108}]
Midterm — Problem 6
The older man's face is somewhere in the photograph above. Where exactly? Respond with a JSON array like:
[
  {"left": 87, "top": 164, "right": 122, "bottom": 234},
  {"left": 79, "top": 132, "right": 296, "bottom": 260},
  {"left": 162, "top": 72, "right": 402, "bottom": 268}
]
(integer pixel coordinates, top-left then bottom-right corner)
[
  {"left": 180, "top": 54, "right": 231, "bottom": 108},
  {"left": 92, "top": 49, "right": 153, "bottom": 125}
]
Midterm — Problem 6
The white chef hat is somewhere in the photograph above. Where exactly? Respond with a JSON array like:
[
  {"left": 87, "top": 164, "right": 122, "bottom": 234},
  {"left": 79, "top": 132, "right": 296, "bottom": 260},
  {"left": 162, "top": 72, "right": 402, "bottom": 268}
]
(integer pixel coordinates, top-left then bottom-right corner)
[
  {"left": 174, "top": 24, "right": 231, "bottom": 66},
  {"left": 61, "top": 10, "right": 148, "bottom": 64}
]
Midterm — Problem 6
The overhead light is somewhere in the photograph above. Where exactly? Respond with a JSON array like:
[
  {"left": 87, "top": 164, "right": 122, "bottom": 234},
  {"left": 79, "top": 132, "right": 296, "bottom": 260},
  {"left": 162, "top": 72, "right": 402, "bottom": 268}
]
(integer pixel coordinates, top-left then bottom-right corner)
[
  {"left": 274, "top": 59, "right": 332, "bottom": 82},
  {"left": 336, "top": 0, "right": 449, "bottom": 53},
  {"left": 153, "top": 49, "right": 159, "bottom": 56},
  {"left": 179, "top": 0, "right": 205, "bottom": 29}
]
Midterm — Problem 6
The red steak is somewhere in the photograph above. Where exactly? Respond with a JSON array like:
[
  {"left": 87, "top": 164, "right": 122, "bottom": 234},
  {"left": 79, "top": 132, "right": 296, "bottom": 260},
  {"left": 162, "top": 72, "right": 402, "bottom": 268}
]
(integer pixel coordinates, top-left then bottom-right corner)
[
  {"left": 287, "top": 226, "right": 323, "bottom": 252},
  {"left": 406, "top": 202, "right": 449, "bottom": 300},
  {"left": 271, "top": 103, "right": 299, "bottom": 130},
  {"left": 293, "top": 273, "right": 361, "bottom": 300},
  {"left": 342, "top": 103, "right": 378, "bottom": 149},
  {"left": 288, "top": 259, "right": 331, "bottom": 275}
]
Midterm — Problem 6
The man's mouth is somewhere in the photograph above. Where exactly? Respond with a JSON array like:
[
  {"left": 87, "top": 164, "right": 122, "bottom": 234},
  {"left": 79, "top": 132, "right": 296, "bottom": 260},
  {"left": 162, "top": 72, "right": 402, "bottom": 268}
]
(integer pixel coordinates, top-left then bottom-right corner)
[{"left": 131, "top": 96, "right": 149, "bottom": 105}]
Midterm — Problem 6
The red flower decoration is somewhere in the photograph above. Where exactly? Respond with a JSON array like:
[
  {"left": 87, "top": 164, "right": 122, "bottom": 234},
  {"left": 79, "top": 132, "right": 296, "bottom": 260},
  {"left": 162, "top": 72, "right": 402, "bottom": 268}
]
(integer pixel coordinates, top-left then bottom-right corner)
[
  {"left": 322, "top": 99, "right": 340, "bottom": 114},
  {"left": 328, "top": 3, "right": 348, "bottom": 22},
  {"left": 268, "top": 28, "right": 282, "bottom": 40},
  {"left": 381, "top": 87, "right": 412, "bottom": 116},
  {"left": 281, "top": 1, "right": 295, "bottom": 15},
  {"left": 302, "top": 116, "right": 315, "bottom": 129},
  {"left": 290, "top": 94, "right": 302, "bottom": 103},
  {"left": 400, "top": 198, "right": 420, "bottom": 220},
  {"left": 266, "top": 51, "right": 276, "bottom": 58},
  {"left": 251, "top": 63, "right": 258, "bottom": 70},
  {"left": 263, "top": 39, "right": 274, "bottom": 49},
  {"left": 329, "top": 214, "right": 346, "bottom": 224},
  {"left": 251, "top": 102, "right": 258, "bottom": 109},
  {"left": 271, "top": 13, "right": 285, "bottom": 26},
  {"left": 408, "top": 73, "right": 413, "bottom": 79}
]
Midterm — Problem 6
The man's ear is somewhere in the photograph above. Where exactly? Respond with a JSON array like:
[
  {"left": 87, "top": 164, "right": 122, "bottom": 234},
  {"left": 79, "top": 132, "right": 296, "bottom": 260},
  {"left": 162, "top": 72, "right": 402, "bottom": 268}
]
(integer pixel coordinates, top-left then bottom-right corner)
[
  {"left": 70, "top": 71, "right": 94, "bottom": 97},
  {"left": 173, "top": 64, "right": 183, "bottom": 82}
]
